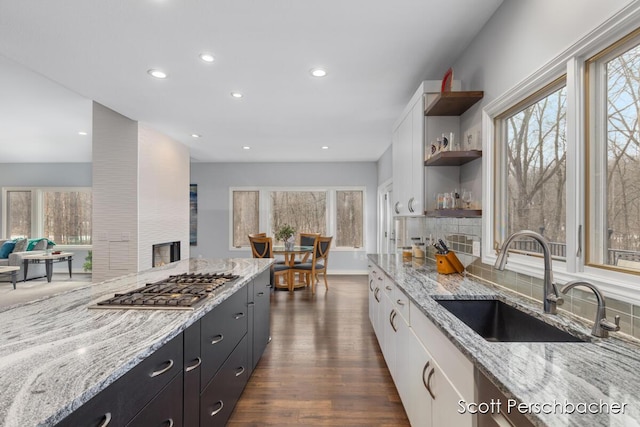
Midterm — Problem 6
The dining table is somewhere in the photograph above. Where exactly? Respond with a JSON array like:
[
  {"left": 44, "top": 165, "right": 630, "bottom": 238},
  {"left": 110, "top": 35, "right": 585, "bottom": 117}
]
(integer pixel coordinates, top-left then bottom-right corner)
[{"left": 272, "top": 245, "right": 313, "bottom": 291}]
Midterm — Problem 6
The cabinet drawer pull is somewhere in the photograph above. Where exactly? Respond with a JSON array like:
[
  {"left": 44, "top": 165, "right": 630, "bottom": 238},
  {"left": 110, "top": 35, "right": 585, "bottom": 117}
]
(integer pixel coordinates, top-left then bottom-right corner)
[
  {"left": 426, "top": 367, "right": 436, "bottom": 399},
  {"left": 234, "top": 312, "right": 246, "bottom": 319},
  {"left": 211, "top": 334, "right": 224, "bottom": 345},
  {"left": 257, "top": 291, "right": 265, "bottom": 296},
  {"left": 369, "top": 279, "right": 374, "bottom": 291},
  {"left": 210, "top": 400, "right": 224, "bottom": 417},
  {"left": 377, "top": 276, "right": 383, "bottom": 281},
  {"left": 164, "top": 419, "right": 174, "bottom": 427},
  {"left": 150, "top": 359, "right": 174, "bottom": 378},
  {"left": 235, "top": 366, "right": 245, "bottom": 377},
  {"left": 422, "top": 362, "right": 436, "bottom": 399},
  {"left": 185, "top": 357, "right": 202, "bottom": 372},
  {"left": 394, "top": 201, "right": 400, "bottom": 214},
  {"left": 97, "top": 412, "right": 111, "bottom": 427},
  {"left": 389, "top": 310, "right": 398, "bottom": 332},
  {"left": 385, "top": 285, "right": 392, "bottom": 291},
  {"left": 374, "top": 288, "right": 380, "bottom": 302},
  {"left": 396, "top": 299, "right": 405, "bottom": 306},
  {"left": 247, "top": 302, "right": 255, "bottom": 306},
  {"left": 408, "top": 197, "right": 415, "bottom": 213}
]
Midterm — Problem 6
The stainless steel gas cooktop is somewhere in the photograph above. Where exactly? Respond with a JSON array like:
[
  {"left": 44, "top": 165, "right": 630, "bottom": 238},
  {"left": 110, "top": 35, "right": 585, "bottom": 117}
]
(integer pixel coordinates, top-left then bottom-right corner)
[{"left": 91, "top": 272, "right": 240, "bottom": 310}]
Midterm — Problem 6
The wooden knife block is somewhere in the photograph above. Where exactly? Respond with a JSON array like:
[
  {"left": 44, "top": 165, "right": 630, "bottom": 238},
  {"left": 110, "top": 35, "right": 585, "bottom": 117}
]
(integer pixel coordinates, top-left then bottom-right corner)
[{"left": 435, "top": 251, "right": 465, "bottom": 274}]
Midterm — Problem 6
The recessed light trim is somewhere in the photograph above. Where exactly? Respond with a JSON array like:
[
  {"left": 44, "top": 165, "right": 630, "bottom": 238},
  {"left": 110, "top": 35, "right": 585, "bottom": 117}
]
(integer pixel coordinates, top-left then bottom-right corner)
[
  {"left": 310, "top": 68, "right": 328, "bottom": 77},
  {"left": 78, "top": 131, "right": 88, "bottom": 136},
  {"left": 231, "top": 92, "right": 244, "bottom": 98},
  {"left": 321, "top": 146, "right": 329, "bottom": 150},
  {"left": 199, "top": 53, "right": 215, "bottom": 63},
  {"left": 148, "top": 69, "right": 168, "bottom": 79},
  {"left": 243, "top": 146, "right": 251, "bottom": 150},
  {"left": 191, "top": 134, "right": 201, "bottom": 138}
]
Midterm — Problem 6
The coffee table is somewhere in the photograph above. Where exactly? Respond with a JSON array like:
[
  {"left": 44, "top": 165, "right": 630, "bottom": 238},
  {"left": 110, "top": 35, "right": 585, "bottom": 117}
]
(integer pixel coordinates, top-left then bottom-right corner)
[
  {"left": 0, "top": 266, "right": 20, "bottom": 289},
  {"left": 22, "top": 252, "right": 74, "bottom": 283}
]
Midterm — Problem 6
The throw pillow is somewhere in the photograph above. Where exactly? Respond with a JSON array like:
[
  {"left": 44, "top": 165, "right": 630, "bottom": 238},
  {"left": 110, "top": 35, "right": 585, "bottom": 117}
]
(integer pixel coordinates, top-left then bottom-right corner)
[
  {"left": 13, "top": 238, "right": 27, "bottom": 253},
  {"left": 32, "top": 239, "right": 48, "bottom": 251},
  {"left": 0, "top": 241, "right": 16, "bottom": 259}
]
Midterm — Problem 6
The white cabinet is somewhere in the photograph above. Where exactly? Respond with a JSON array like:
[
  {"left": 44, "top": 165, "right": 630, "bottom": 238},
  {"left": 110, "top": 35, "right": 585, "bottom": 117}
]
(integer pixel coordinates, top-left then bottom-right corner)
[
  {"left": 392, "top": 80, "right": 461, "bottom": 216},
  {"left": 368, "top": 266, "right": 474, "bottom": 427}
]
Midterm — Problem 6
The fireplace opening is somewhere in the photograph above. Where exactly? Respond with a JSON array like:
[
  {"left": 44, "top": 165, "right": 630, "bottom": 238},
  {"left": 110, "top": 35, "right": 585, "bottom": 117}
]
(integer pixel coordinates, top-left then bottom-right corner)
[{"left": 153, "top": 241, "right": 181, "bottom": 267}]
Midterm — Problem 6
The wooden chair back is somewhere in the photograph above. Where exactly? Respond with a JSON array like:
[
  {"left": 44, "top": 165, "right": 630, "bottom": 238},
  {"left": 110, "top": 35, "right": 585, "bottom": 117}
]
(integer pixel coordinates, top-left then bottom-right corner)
[
  {"left": 249, "top": 236, "right": 273, "bottom": 259},
  {"left": 299, "top": 232, "right": 320, "bottom": 247},
  {"left": 313, "top": 236, "right": 332, "bottom": 264}
]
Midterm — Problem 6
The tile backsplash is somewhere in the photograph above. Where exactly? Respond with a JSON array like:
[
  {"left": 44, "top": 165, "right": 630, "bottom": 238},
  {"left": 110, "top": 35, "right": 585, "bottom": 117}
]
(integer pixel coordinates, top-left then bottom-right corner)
[{"left": 399, "top": 216, "right": 640, "bottom": 340}]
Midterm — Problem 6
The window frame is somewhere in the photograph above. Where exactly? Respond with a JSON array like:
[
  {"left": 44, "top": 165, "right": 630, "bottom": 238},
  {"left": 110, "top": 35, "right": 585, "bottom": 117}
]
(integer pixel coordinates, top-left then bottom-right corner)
[
  {"left": 2, "top": 186, "right": 93, "bottom": 250},
  {"left": 228, "top": 186, "right": 366, "bottom": 252},
  {"left": 483, "top": 3, "right": 640, "bottom": 306}
]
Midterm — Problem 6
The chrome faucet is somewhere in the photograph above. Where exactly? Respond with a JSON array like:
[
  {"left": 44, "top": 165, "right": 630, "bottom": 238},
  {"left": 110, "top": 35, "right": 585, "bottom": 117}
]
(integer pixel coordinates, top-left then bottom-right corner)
[
  {"left": 494, "top": 230, "right": 563, "bottom": 314},
  {"left": 560, "top": 280, "right": 620, "bottom": 338}
]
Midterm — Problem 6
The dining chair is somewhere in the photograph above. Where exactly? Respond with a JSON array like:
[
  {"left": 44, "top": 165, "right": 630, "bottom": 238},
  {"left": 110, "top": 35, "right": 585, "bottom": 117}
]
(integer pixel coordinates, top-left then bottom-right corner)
[
  {"left": 248, "top": 232, "right": 289, "bottom": 265},
  {"left": 248, "top": 236, "right": 289, "bottom": 287},
  {"left": 292, "top": 236, "right": 332, "bottom": 294},
  {"left": 296, "top": 232, "right": 320, "bottom": 284}
]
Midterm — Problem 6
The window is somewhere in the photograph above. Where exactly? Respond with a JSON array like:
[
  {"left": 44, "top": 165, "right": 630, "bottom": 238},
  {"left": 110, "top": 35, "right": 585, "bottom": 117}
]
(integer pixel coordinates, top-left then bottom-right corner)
[
  {"left": 6, "top": 190, "right": 31, "bottom": 239},
  {"left": 495, "top": 80, "right": 567, "bottom": 258},
  {"left": 230, "top": 187, "right": 364, "bottom": 250},
  {"left": 483, "top": 11, "right": 640, "bottom": 304},
  {"left": 336, "top": 190, "right": 363, "bottom": 248},
  {"left": 588, "top": 28, "right": 640, "bottom": 272},
  {"left": 2, "top": 188, "right": 92, "bottom": 246},
  {"left": 232, "top": 191, "right": 259, "bottom": 248},
  {"left": 270, "top": 191, "right": 327, "bottom": 237}
]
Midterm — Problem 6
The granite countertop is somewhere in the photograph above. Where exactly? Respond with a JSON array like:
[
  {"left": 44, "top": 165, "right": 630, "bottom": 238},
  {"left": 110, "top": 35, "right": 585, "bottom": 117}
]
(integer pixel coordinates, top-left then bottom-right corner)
[
  {"left": 368, "top": 254, "right": 640, "bottom": 427},
  {"left": 0, "top": 257, "right": 273, "bottom": 427}
]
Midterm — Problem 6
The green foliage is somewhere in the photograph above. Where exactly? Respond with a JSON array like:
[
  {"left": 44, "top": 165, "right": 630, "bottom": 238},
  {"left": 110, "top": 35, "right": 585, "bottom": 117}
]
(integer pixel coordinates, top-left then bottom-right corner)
[
  {"left": 83, "top": 250, "right": 92, "bottom": 272},
  {"left": 274, "top": 224, "right": 295, "bottom": 241}
]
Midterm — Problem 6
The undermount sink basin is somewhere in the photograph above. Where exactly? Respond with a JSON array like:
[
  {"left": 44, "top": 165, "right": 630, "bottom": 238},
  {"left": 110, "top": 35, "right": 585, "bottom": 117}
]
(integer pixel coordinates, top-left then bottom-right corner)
[{"left": 435, "top": 299, "right": 586, "bottom": 343}]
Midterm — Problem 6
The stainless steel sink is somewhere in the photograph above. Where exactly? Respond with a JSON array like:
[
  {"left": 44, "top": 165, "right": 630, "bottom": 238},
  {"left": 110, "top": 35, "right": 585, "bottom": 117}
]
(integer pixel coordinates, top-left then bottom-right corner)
[{"left": 435, "top": 299, "right": 586, "bottom": 342}]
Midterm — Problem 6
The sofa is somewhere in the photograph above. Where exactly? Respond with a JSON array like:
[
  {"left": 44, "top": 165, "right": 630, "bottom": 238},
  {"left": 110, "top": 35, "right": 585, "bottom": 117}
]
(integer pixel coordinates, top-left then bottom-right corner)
[{"left": 0, "top": 238, "right": 54, "bottom": 282}]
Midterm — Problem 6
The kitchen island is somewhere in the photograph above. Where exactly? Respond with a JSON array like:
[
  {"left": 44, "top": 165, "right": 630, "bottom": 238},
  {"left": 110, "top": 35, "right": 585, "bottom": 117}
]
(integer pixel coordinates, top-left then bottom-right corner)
[
  {"left": 369, "top": 254, "right": 640, "bottom": 427},
  {"left": 0, "top": 257, "right": 273, "bottom": 427}
]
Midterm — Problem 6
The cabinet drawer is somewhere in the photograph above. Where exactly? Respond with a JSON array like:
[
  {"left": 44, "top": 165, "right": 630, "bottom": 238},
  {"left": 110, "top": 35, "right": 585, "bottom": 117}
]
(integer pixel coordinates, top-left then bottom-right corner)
[
  {"left": 56, "top": 333, "right": 184, "bottom": 427},
  {"left": 392, "top": 286, "right": 410, "bottom": 324},
  {"left": 200, "top": 335, "right": 249, "bottom": 427},
  {"left": 183, "top": 321, "right": 201, "bottom": 427},
  {"left": 127, "top": 371, "right": 184, "bottom": 427},
  {"left": 410, "top": 301, "right": 474, "bottom": 401},
  {"left": 201, "top": 285, "right": 248, "bottom": 389}
]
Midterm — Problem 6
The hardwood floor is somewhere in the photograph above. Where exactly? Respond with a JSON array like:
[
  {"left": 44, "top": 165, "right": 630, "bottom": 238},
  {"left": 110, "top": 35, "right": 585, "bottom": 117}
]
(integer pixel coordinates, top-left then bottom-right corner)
[{"left": 228, "top": 274, "right": 410, "bottom": 426}]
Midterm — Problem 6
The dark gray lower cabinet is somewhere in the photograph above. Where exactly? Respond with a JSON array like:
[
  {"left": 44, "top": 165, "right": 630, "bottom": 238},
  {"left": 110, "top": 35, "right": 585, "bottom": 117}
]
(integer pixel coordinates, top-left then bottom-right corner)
[
  {"left": 56, "top": 332, "right": 184, "bottom": 427},
  {"left": 200, "top": 335, "right": 249, "bottom": 426},
  {"left": 248, "top": 270, "right": 271, "bottom": 373},
  {"left": 56, "top": 278, "right": 271, "bottom": 427},
  {"left": 126, "top": 371, "right": 184, "bottom": 427},
  {"left": 183, "top": 320, "right": 201, "bottom": 427}
]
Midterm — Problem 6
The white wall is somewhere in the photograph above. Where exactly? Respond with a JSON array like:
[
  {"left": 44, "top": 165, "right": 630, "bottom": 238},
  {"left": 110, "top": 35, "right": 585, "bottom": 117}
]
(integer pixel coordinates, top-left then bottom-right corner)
[
  {"left": 190, "top": 162, "right": 377, "bottom": 273},
  {"left": 453, "top": 0, "right": 632, "bottom": 128},
  {"left": 92, "top": 102, "right": 139, "bottom": 282},
  {"left": 138, "top": 125, "right": 190, "bottom": 270},
  {"left": 377, "top": 145, "right": 393, "bottom": 185}
]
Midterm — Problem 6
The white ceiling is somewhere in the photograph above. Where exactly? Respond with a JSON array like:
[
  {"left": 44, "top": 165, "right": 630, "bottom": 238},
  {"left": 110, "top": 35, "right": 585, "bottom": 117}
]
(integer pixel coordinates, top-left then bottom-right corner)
[{"left": 0, "top": 0, "right": 502, "bottom": 163}]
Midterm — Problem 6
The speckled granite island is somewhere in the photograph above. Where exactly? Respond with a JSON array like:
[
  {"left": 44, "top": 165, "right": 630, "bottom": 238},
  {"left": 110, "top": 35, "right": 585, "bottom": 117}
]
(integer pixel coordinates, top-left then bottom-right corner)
[
  {"left": 369, "top": 254, "right": 640, "bottom": 427},
  {"left": 0, "top": 257, "right": 273, "bottom": 427}
]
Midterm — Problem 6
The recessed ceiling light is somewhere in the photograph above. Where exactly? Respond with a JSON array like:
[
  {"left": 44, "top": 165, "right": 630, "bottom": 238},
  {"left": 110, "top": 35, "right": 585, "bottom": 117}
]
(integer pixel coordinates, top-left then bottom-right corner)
[
  {"left": 191, "top": 134, "right": 201, "bottom": 138},
  {"left": 321, "top": 146, "right": 329, "bottom": 150},
  {"left": 310, "top": 68, "right": 328, "bottom": 77},
  {"left": 243, "top": 146, "right": 251, "bottom": 150},
  {"left": 231, "top": 92, "right": 243, "bottom": 98},
  {"left": 147, "top": 69, "right": 168, "bottom": 79},
  {"left": 78, "top": 131, "right": 88, "bottom": 136},
  {"left": 199, "top": 53, "right": 215, "bottom": 63}
]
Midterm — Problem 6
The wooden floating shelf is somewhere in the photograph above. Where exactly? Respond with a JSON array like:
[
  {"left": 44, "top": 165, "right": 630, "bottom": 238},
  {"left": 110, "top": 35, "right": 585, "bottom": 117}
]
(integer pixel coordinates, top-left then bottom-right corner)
[
  {"left": 425, "top": 91, "right": 484, "bottom": 116},
  {"left": 425, "top": 150, "right": 482, "bottom": 166},
  {"left": 425, "top": 209, "right": 482, "bottom": 218}
]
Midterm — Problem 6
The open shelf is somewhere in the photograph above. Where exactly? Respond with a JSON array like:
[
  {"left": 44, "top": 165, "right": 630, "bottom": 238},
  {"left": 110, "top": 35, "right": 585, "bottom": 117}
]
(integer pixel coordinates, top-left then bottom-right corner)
[
  {"left": 425, "top": 91, "right": 484, "bottom": 116},
  {"left": 425, "top": 209, "right": 482, "bottom": 218},
  {"left": 425, "top": 150, "right": 482, "bottom": 166}
]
